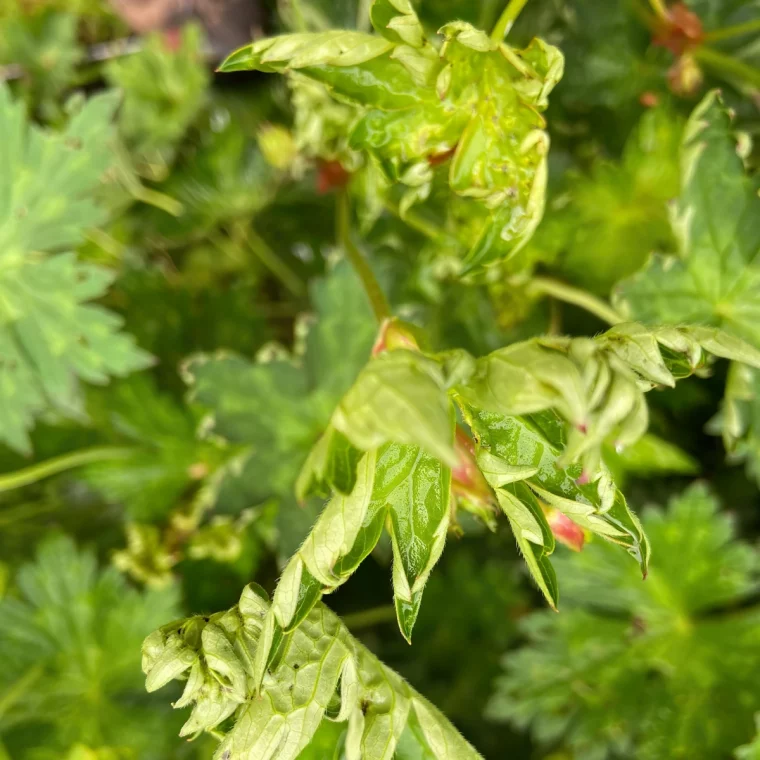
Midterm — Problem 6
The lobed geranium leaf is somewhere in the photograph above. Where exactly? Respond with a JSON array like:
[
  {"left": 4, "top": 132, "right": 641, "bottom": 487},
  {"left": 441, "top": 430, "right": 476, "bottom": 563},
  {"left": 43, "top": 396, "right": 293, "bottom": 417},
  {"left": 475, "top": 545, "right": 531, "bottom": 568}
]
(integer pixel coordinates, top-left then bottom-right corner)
[
  {"left": 614, "top": 92, "right": 760, "bottom": 346},
  {"left": 183, "top": 262, "right": 376, "bottom": 554},
  {"left": 0, "top": 536, "right": 181, "bottom": 754},
  {"left": 0, "top": 85, "right": 152, "bottom": 454},
  {"left": 615, "top": 91, "right": 760, "bottom": 482},
  {"left": 487, "top": 484, "right": 760, "bottom": 760},
  {"left": 143, "top": 585, "right": 484, "bottom": 760}
]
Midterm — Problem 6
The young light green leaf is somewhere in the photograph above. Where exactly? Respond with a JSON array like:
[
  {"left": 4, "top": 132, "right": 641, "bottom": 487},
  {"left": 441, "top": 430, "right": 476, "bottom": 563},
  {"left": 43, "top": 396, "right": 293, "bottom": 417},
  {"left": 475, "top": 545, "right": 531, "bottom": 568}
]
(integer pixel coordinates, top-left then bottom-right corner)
[
  {"left": 370, "top": 0, "right": 425, "bottom": 48},
  {"left": 143, "top": 585, "right": 484, "bottom": 760},
  {"left": 495, "top": 483, "right": 558, "bottom": 609},
  {"left": 332, "top": 349, "right": 458, "bottom": 468},
  {"left": 459, "top": 322, "right": 760, "bottom": 480},
  {"left": 463, "top": 402, "right": 648, "bottom": 592},
  {"left": 218, "top": 12, "right": 563, "bottom": 271},
  {"left": 273, "top": 432, "right": 453, "bottom": 648}
]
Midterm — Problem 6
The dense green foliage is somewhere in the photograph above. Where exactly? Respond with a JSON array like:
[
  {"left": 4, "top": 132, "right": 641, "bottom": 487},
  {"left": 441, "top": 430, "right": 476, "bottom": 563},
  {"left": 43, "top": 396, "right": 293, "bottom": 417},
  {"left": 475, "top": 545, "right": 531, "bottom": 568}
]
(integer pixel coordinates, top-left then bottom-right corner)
[{"left": 1, "top": 0, "right": 760, "bottom": 758}]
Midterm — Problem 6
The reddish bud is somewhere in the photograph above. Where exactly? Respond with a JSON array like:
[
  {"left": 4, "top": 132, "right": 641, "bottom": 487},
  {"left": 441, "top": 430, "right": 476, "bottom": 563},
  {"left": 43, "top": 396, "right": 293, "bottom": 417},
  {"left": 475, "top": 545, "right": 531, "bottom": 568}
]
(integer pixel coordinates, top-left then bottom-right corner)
[
  {"left": 543, "top": 506, "right": 585, "bottom": 552},
  {"left": 639, "top": 91, "right": 660, "bottom": 108},
  {"left": 427, "top": 146, "right": 457, "bottom": 167},
  {"left": 163, "top": 27, "right": 182, "bottom": 52},
  {"left": 451, "top": 427, "right": 493, "bottom": 507},
  {"left": 316, "top": 160, "right": 350, "bottom": 194},
  {"left": 652, "top": 3, "right": 704, "bottom": 55}
]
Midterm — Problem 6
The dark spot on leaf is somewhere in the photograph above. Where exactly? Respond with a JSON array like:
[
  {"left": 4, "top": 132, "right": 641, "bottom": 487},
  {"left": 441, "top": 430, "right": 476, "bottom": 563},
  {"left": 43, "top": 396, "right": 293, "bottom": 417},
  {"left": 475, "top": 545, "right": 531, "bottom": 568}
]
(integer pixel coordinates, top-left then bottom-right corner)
[{"left": 360, "top": 698, "right": 371, "bottom": 715}]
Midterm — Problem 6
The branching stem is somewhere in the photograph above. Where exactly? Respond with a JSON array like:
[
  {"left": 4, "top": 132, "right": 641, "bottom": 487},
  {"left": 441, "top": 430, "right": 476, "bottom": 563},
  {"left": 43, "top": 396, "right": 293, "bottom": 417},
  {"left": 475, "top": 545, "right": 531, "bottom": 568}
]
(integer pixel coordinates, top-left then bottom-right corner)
[
  {"left": 337, "top": 191, "right": 391, "bottom": 324},
  {"left": 528, "top": 277, "right": 624, "bottom": 326},
  {"left": 246, "top": 227, "right": 306, "bottom": 297},
  {"left": 648, "top": 0, "right": 669, "bottom": 21}
]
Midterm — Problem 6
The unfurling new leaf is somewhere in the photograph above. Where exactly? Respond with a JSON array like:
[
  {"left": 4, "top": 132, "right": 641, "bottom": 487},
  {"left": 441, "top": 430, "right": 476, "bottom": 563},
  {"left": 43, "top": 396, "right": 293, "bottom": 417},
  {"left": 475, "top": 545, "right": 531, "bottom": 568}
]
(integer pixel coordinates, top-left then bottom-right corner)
[
  {"left": 143, "top": 584, "right": 483, "bottom": 760},
  {"left": 219, "top": 1, "right": 564, "bottom": 270}
]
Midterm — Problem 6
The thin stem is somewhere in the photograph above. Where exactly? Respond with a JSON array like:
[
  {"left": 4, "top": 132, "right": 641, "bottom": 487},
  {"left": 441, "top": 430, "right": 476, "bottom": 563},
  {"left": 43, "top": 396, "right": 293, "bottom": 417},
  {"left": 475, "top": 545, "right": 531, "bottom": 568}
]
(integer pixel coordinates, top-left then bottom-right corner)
[
  {"left": 382, "top": 198, "right": 447, "bottom": 243},
  {"left": 648, "top": 0, "right": 669, "bottom": 21},
  {"left": 0, "top": 501, "right": 59, "bottom": 527},
  {"left": 289, "top": 0, "right": 307, "bottom": 32},
  {"left": 528, "top": 277, "right": 623, "bottom": 326},
  {"left": 246, "top": 227, "right": 306, "bottom": 297},
  {"left": 337, "top": 192, "right": 391, "bottom": 324},
  {"left": 130, "top": 184, "right": 184, "bottom": 217},
  {"left": 693, "top": 45, "right": 760, "bottom": 89},
  {"left": 0, "top": 666, "right": 44, "bottom": 720},
  {"left": 491, "top": 0, "right": 531, "bottom": 42},
  {"left": 703, "top": 18, "right": 760, "bottom": 42},
  {"left": 0, "top": 447, "right": 134, "bottom": 493},
  {"left": 342, "top": 605, "right": 397, "bottom": 630}
]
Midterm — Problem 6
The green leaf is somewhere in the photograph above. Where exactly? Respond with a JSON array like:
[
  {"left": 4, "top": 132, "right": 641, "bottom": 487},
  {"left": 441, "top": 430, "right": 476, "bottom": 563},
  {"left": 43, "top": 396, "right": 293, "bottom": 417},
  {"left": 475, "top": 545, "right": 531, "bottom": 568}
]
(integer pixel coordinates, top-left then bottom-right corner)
[
  {"left": 331, "top": 349, "right": 458, "bottom": 468},
  {"left": 105, "top": 24, "right": 210, "bottom": 176},
  {"left": 143, "top": 585, "right": 484, "bottom": 760},
  {"left": 458, "top": 322, "right": 760, "bottom": 480},
  {"left": 82, "top": 376, "right": 223, "bottom": 520},
  {"left": 614, "top": 92, "right": 760, "bottom": 482},
  {"left": 614, "top": 91, "right": 760, "bottom": 347},
  {"left": 370, "top": 0, "right": 425, "bottom": 48},
  {"left": 463, "top": 404, "right": 649, "bottom": 588},
  {"left": 219, "top": 15, "right": 563, "bottom": 270},
  {"left": 708, "top": 363, "right": 760, "bottom": 486},
  {"left": 494, "top": 481, "right": 558, "bottom": 609},
  {"left": 523, "top": 106, "right": 682, "bottom": 293},
  {"left": 0, "top": 85, "right": 152, "bottom": 454},
  {"left": 184, "top": 262, "right": 376, "bottom": 550},
  {"left": 487, "top": 483, "right": 760, "bottom": 760},
  {"left": 0, "top": 535, "right": 182, "bottom": 755},
  {"left": 603, "top": 432, "right": 699, "bottom": 482},
  {"left": 274, "top": 429, "right": 453, "bottom": 645}
]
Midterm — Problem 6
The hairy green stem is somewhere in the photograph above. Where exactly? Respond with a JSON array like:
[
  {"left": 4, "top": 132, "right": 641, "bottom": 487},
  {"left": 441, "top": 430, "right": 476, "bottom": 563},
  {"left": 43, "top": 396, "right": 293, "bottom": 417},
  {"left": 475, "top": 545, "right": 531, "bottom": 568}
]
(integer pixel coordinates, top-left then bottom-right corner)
[
  {"left": 342, "top": 605, "right": 397, "bottom": 630},
  {"left": 528, "top": 277, "right": 623, "bottom": 326},
  {"left": 0, "top": 447, "right": 134, "bottom": 493},
  {"left": 703, "top": 18, "right": 760, "bottom": 42},
  {"left": 337, "top": 192, "right": 391, "bottom": 323},
  {"left": 247, "top": 227, "right": 306, "bottom": 297},
  {"left": 693, "top": 46, "right": 760, "bottom": 88},
  {"left": 491, "top": 0, "right": 531, "bottom": 41}
]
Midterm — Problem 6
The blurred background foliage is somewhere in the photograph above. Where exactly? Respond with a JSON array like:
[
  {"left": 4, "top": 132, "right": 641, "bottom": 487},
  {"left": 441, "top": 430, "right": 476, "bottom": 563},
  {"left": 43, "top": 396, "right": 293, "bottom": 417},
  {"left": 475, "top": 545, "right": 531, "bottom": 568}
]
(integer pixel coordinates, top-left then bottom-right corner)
[{"left": 0, "top": 0, "right": 759, "bottom": 758}]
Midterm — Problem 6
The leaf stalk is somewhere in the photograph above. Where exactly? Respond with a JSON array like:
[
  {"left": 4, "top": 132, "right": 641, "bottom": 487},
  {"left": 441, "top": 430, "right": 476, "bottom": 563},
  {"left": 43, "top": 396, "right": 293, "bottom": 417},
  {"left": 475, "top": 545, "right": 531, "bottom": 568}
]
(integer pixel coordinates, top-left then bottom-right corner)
[
  {"left": 491, "top": 0, "right": 531, "bottom": 41},
  {"left": 527, "top": 277, "right": 624, "bottom": 326},
  {"left": 337, "top": 191, "right": 391, "bottom": 324}
]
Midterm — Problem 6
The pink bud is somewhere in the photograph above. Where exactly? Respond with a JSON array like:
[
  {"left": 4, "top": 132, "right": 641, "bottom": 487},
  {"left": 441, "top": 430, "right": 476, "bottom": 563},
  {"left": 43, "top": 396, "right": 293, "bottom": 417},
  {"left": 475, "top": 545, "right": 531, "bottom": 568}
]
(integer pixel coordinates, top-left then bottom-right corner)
[
  {"left": 543, "top": 506, "right": 585, "bottom": 552},
  {"left": 372, "top": 319, "right": 419, "bottom": 356}
]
